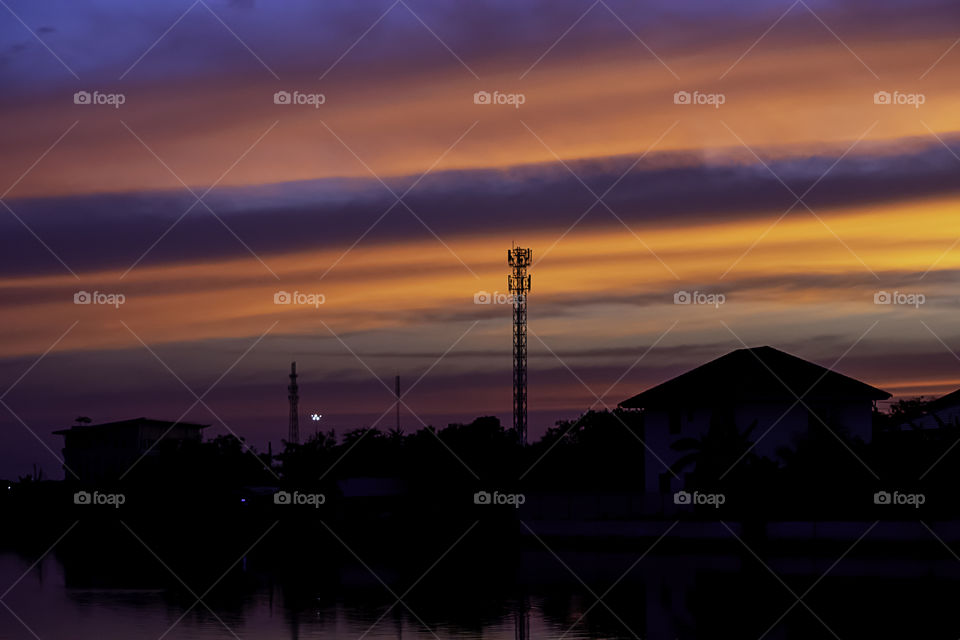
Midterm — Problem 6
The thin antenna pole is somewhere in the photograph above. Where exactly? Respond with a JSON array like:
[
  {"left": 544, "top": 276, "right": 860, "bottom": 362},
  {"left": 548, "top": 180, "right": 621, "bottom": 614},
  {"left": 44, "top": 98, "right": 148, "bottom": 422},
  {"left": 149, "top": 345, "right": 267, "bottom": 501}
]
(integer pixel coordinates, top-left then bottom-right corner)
[
  {"left": 288, "top": 361, "right": 300, "bottom": 444},
  {"left": 395, "top": 374, "right": 401, "bottom": 432}
]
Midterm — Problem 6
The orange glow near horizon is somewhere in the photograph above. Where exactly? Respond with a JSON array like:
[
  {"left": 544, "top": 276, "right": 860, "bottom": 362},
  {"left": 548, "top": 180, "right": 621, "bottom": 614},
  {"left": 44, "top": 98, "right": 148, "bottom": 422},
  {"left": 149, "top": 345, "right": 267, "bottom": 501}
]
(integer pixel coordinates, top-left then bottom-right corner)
[{"left": 2, "top": 193, "right": 959, "bottom": 404}]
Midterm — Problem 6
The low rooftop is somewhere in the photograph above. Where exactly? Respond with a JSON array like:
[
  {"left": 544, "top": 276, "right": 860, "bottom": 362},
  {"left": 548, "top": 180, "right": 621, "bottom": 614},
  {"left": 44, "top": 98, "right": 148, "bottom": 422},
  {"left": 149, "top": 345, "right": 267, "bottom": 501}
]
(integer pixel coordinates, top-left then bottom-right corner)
[
  {"left": 53, "top": 417, "right": 210, "bottom": 436},
  {"left": 922, "top": 388, "right": 960, "bottom": 413}
]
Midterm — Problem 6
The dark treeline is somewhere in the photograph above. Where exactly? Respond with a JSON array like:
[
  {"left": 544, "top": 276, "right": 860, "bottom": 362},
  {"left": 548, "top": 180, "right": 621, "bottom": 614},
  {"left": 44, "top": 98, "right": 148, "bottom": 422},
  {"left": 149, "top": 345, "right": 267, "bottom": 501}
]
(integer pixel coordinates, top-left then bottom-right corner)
[
  {"left": 3, "top": 400, "right": 960, "bottom": 554},
  {"left": 2, "top": 405, "right": 954, "bottom": 636},
  {"left": 5, "top": 403, "right": 957, "bottom": 508}
]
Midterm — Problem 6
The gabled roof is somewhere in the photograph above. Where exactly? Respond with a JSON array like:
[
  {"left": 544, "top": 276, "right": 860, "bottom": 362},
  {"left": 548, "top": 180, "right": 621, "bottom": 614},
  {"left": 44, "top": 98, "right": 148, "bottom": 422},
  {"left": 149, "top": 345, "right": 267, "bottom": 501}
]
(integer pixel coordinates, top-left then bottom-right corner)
[
  {"left": 618, "top": 346, "right": 890, "bottom": 409},
  {"left": 923, "top": 388, "right": 960, "bottom": 413},
  {"left": 53, "top": 417, "right": 209, "bottom": 435}
]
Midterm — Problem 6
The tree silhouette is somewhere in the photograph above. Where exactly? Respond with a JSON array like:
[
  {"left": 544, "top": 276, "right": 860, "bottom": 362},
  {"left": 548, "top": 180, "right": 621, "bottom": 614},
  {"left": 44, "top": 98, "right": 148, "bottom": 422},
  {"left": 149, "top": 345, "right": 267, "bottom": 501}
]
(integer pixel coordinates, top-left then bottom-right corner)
[
  {"left": 670, "top": 416, "right": 760, "bottom": 485},
  {"left": 525, "top": 409, "right": 645, "bottom": 491}
]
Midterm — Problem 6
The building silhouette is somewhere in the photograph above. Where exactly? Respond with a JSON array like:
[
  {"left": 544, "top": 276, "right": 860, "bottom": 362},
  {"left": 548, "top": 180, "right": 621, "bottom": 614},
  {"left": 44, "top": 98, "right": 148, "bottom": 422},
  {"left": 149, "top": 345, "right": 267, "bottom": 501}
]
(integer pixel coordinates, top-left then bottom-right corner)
[
  {"left": 619, "top": 346, "right": 890, "bottom": 495},
  {"left": 53, "top": 417, "right": 208, "bottom": 482}
]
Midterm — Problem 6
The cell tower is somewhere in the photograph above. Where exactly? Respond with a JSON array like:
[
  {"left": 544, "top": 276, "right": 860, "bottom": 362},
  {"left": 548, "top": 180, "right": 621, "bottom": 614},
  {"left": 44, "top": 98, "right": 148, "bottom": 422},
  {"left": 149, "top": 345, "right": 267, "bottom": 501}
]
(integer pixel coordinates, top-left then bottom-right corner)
[
  {"left": 288, "top": 361, "right": 300, "bottom": 444},
  {"left": 508, "top": 246, "right": 532, "bottom": 446}
]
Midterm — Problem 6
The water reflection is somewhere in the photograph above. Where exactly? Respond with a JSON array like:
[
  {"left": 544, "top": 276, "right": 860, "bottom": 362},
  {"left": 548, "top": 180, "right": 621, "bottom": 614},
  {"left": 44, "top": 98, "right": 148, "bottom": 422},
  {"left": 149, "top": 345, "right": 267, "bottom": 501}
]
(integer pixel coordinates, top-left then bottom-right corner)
[{"left": 1, "top": 541, "right": 957, "bottom": 639}]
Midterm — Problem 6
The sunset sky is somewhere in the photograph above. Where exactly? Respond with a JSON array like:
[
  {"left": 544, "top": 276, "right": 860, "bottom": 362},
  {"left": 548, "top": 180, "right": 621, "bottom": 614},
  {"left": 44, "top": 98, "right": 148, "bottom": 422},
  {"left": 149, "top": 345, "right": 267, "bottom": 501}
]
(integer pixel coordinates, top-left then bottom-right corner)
[{"left": 2, "top": 0, "right": 960, "bottom": 479}]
